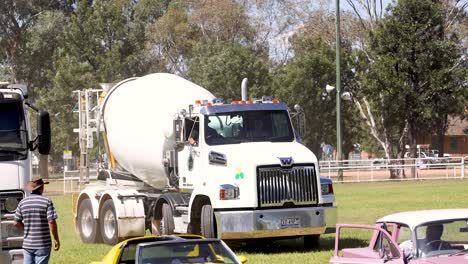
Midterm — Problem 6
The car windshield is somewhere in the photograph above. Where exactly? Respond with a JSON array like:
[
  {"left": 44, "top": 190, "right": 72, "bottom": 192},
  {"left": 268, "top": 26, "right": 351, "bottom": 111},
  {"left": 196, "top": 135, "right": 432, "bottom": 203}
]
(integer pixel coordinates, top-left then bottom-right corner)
[
  {"left": 136, "top": 239, "right": 240, "bottom": 264},
  {"left": 415, "top": 219, "right": 468, "bottom": 258},
  {"left": 0, "top": 101, "right": 27, "bottom": 160},
  {"left": 204, "top": 110, "right": 294, "bottom": 145}
]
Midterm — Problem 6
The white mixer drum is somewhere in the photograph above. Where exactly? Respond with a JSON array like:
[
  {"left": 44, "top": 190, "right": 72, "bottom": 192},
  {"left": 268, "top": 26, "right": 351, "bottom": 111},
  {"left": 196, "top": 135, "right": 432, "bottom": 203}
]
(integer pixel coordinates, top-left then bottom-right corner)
[{"left": 101, "top": 73, "right": 215, "bottom": 188}]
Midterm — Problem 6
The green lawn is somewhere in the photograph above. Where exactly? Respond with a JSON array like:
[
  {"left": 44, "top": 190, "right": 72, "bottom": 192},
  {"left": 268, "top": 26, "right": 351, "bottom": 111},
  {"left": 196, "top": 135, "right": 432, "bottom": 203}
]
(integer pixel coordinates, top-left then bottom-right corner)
[{"left": 47, "top": 179, "right": 468, "bottom": 264}]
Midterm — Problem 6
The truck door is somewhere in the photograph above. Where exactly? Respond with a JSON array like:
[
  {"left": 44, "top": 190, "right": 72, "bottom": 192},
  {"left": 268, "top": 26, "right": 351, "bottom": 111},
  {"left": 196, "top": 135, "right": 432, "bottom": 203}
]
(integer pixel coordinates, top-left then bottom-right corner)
[{"left": 178, "top": 117, "right": 202, "bottom": 189}]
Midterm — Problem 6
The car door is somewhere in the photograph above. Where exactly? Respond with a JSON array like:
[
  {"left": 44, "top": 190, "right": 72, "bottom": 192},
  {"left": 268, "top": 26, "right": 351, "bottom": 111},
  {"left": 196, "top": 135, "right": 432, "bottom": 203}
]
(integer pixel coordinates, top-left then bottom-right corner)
[{"left": 330, "top": 224, "right": 405, "bottom": 264}]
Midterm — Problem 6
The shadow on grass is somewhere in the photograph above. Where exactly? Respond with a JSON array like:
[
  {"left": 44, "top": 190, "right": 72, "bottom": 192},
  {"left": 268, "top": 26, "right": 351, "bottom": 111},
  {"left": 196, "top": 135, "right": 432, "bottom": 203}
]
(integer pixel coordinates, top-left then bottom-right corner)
[{"left": 227, "top": 236, "right": 369, "bottom": 254}]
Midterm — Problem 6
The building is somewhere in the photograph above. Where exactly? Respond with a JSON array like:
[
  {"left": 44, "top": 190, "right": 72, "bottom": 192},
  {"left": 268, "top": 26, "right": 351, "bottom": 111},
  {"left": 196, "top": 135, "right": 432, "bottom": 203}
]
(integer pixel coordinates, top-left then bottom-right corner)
[{"left": 418, "top": 116, "right": 468, "bottom": 155}]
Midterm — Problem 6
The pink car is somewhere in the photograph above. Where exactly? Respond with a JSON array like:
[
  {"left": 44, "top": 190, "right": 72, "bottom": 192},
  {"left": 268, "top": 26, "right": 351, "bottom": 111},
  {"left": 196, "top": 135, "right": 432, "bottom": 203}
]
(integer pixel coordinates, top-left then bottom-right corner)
[{"left": 330, "top": 209, "right": 468, "bottom": 264}]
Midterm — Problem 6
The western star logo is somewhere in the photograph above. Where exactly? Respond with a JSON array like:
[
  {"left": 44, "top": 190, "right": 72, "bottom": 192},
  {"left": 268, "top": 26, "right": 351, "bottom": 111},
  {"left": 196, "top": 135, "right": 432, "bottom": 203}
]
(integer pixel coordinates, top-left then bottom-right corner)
[{"left": 278, "top": 157, "right": 293, "bottom": 166}]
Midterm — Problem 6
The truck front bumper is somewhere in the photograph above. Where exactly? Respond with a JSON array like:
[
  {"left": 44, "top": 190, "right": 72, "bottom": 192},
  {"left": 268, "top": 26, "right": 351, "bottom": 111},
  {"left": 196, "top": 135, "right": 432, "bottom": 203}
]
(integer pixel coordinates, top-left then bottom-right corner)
[
  {"left": 214, "top": 206, "right": 337, "bottom": 239},
  {"left": 0, "top": 249, "right": 24, "bottom": 264}
]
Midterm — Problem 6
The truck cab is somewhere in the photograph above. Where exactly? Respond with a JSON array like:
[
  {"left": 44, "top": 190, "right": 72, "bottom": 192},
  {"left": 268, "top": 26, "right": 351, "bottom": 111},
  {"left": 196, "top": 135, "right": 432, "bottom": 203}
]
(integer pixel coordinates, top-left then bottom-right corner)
[
  {"left": 168, "top": 97, "right": 336, "bottom": 243},
  {"left": 0, "top": 83, "right": 51, "bottom": 264}
]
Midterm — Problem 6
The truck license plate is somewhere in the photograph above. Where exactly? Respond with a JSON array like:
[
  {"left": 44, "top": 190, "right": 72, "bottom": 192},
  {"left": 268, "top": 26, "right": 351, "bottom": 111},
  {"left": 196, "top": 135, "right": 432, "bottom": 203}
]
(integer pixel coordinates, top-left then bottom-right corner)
[{"left": 280, "top": 217, "right": 300, "bottom": 228}]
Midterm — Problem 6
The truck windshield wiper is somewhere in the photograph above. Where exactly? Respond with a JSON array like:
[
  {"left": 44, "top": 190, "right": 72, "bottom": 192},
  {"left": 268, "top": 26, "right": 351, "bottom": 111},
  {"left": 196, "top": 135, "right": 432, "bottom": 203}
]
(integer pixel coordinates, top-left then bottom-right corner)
[
  {"left": 266, "top": 135, "right": 292, "bottom": 142},
  {"left": 0, "top": 148, "right": 27, "bottom": 155},
  {"left": 448, "top": 248, "right": 468, "bottom": 256}
]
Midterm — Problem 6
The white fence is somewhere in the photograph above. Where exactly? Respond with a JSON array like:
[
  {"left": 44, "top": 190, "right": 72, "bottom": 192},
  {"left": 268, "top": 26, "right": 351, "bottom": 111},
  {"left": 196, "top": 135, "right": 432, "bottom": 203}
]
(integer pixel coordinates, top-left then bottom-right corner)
[
  {"left": 58, "top": 157, "right": 467, "bottom": 193},
  {"left": 63, "top": 169, "right": 98, "bottom": 194},
  {"left": 319, "top": 156, "right": 466, "bottom": 182}
]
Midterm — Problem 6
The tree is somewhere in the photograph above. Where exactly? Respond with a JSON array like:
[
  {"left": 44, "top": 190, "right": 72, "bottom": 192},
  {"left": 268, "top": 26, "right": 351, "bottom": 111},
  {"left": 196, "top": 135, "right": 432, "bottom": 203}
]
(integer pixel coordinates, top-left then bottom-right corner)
[
  {"left": 272, "top": 36, "right": 362, "bottom": 157},
  {"left": 0, "top": 1, "right": 73, "bottom": 177},
  {"left": 187, "top": 41, "right": 270, "bottom": 101},
  {"left": 34, "top": 56, "right": 96, "bottom": 164},
  {"left": 430, "top": 0, "right": 467, "bottom": 156},
  {"left": 146, "top": 1, "right": 195, "bottom": 75},
  {"left": 361, "top": 0, "right": 465, "bottom": 178},
  {"left": 149, "top": 0, "right": 268, "bottom": 98},
  {"left": 0, "top": 0, "right": 73, "bottom": 83},
  {"left": 298, "top": 7, "right": 386, "bottom": 157},
  {"left": 61, "top": 0, "right": 157, "bottom": 82},
  {"left": 146, "top": 0, "right": 255, "bottom": 75},
  {"left": 241, "top": 0, "right": 315, "bottom": 63},
  {"left": 35, "top": 0, "right": 170, "bottom": 164}
]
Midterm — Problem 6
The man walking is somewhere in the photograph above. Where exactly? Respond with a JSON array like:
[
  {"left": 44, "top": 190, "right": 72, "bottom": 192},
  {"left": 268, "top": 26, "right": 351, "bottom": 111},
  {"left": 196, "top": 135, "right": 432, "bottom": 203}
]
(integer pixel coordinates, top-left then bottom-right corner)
[{"left": 14, "top": 177, "right": 60, "bottom": 264}]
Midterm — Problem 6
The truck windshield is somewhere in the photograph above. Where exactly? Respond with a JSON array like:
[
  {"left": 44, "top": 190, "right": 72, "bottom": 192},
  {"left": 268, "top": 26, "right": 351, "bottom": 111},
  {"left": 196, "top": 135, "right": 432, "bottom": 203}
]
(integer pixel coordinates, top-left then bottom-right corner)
[
  {"left": 204, "top": 110, "right": 294, "bottom": 145},
  {"left": 0, "top": 101, "right": 27, "bottom": 160}
]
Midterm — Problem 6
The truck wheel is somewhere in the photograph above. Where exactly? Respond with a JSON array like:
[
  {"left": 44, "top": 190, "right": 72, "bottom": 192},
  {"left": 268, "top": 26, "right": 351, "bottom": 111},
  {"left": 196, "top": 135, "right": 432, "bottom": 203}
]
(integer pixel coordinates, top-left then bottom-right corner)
[
  {"left": 100, "top": 199, "right": 118, "bottom": 245},
  {"left": 77, "top": 199, "right": 101, "bottom": 243},
  {"left": 160, "top": 203, "right": 175, "bottom": 235},
  {"left": 201, "top": 204, "right": 216, "bottom": 238},
  {"left": 304, "top": 235, "right": 320, "bottom": 249}
]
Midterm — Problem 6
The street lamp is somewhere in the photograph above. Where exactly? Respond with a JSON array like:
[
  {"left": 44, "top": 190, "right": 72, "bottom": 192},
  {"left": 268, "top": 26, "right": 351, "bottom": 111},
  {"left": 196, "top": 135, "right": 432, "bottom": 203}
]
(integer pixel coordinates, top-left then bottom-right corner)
[
  {"left": 324, "top": 84, "right": 352, "bottom": 181},
  {"left": 335, "top": 0, "right": 343, "bottom": 181},
  {"left": 321, "top": 0, "right": 347, "bottom": 181}
]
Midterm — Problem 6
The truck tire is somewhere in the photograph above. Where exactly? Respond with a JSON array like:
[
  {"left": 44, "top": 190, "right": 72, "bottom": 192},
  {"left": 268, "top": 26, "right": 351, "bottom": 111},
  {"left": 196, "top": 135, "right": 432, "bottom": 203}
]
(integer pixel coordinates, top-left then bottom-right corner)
[
  {"left": 100, "top": 199, "right": 118, "bottom": 245},
  {"left": 201, "top": 204, "right": 216, "bottom": 238},
  {"left": 160, "top": 203, "right": 175, "bottom": 235},
  {"left": 77, "top": 199, "right": 101, "bottom": 243},
  {"left": 304, "top": 234, "right": 320, "bottom": 249}
]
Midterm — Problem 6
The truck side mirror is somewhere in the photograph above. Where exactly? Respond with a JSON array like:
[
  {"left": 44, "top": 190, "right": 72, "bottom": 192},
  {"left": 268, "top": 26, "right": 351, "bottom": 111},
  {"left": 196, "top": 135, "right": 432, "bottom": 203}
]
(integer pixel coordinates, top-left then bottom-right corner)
[
  {"left": 173, "top": 118, "right": 185, "bottom": 151},
  {"left": 174, "top": 118, "right": 183, "bottom": 142},
  {"left": 290, "top": 104, "right": 306, "bottom": 139},
  {"left": 37, "top": 111, "right": 51, "bottom": 155}
]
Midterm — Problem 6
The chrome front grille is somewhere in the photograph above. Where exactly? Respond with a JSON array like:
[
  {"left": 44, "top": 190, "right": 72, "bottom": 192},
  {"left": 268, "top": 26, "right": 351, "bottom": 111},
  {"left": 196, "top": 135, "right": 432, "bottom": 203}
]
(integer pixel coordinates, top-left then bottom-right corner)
[
  {"left": 1, "top": 190, "right": 24, "bottom": 249},
  {"left": 257, "top": 165, "right": 318, "bottom": 207}
]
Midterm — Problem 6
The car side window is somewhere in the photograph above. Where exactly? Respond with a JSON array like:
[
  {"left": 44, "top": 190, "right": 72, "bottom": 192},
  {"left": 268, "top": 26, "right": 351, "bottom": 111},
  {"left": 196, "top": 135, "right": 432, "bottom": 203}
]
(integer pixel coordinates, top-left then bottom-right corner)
[
  {"left": 373, "top": 231, "right": 401, "bottom": 259},
  {"left": 398, "top": 225, "right": 412, "bottom": 244},
  {"left": 119, "top": 243, "right": 138, "bottom": 264}
]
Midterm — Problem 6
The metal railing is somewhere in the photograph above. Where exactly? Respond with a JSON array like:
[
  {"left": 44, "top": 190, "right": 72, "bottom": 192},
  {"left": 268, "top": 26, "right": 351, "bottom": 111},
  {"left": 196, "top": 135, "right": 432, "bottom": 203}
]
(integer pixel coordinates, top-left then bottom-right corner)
[
  {"left": 58, "top": 157, "right": 466, "bottom": 193},
  {"left": 63, "top": 168, "right": 98, "bottom": 194},
  {"left": 319, "top": 156, "right": 466, "bottom": 182}
]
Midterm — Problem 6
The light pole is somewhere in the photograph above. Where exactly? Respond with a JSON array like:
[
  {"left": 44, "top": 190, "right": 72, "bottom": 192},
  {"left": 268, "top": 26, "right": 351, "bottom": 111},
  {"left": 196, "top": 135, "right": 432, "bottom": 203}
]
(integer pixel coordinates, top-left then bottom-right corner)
[
  {"left": 324, "top": 84, "right": 351, "bottom": 181},
  {"left": 335, "top": 0, "right": 343, "bottom": 181}
]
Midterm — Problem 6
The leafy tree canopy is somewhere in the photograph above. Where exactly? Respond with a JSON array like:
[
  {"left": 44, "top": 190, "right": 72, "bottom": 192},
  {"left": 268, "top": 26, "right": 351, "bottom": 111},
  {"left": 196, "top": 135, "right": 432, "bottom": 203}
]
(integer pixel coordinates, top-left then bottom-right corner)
[
  {"left": 365, "top": 0, "right": 464, "bottom": 153},
  {"left": 272, "top": 36, "right": 363, "bottom": 156},
  {"left": 187, "top": 40, "right": 270, "bottom": 102}
]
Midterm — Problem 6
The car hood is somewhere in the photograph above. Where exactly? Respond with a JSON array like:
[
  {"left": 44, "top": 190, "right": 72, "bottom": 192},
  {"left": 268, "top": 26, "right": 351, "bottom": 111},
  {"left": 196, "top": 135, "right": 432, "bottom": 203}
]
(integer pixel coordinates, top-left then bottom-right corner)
[{"left": 416, "top": 255, "right": 468, "bottom": 263}]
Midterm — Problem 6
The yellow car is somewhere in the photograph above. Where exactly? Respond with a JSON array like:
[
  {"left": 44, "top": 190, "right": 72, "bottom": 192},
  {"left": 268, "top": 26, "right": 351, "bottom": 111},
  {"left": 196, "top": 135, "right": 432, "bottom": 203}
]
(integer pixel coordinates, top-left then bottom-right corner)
[{"left": 90, "top": 234, "right": 247, "bottom": 264}]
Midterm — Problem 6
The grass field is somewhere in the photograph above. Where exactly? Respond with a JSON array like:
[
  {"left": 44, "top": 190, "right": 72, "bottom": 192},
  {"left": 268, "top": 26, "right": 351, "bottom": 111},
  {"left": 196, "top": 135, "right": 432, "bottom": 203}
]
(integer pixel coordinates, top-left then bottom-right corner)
[{"left": 46, "top": 179, "right": 468, "bottom": 264}]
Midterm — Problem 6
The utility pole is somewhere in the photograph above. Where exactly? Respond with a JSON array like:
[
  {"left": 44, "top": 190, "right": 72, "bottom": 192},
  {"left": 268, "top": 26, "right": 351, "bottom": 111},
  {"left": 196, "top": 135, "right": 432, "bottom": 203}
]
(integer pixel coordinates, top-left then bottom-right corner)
[{"left": 335, "top": 0, "right": 343, "bottom": 181}]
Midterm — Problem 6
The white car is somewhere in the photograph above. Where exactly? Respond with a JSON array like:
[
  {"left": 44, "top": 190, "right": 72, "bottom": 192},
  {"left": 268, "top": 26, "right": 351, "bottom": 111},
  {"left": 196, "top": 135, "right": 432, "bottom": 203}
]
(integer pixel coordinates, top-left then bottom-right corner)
[{"left": 404, "top": 152, "right": 438, "bottom": 165}]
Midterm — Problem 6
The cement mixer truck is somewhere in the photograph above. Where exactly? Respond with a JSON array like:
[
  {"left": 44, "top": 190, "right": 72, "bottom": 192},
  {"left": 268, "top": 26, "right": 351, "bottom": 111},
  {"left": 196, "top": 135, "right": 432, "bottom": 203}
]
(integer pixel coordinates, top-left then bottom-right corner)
[{"left": 73, "top": 73, "right": 336, "bottom": 247}]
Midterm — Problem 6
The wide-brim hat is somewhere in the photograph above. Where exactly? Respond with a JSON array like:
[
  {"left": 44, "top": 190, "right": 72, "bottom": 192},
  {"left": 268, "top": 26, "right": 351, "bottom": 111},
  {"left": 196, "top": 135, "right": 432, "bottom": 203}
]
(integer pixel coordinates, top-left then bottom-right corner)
[{"left": 27, "top": 177, "right": 49, "bottom": 191}]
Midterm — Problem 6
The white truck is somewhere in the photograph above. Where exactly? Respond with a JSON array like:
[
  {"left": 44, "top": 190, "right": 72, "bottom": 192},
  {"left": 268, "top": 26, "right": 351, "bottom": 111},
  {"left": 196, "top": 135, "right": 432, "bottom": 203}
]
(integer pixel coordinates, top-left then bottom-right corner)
[
  {"left": 74, "top": 73, "right": 336, "bottom": 247},
  {"left": 0, "top": 82, "right": 51, "bottom": 263}
]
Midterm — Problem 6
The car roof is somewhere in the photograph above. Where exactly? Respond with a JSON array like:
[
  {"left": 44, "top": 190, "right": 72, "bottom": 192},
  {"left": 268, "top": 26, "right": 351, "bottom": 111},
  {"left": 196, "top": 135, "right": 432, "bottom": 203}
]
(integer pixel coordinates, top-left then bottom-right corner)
[
  {"left": 137, "top": 238, "right": 221, "bottom": 248},
  {"left": 120, "top": 234, "right": 204, "bottom": 243},
  {"left": 377, "top": 209, "right": 468, "bottom": 229}
]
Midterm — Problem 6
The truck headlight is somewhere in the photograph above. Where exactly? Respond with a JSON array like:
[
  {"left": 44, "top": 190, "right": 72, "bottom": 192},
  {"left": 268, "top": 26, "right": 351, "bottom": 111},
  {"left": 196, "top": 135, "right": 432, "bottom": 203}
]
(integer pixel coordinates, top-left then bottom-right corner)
[
  {"left": 5, "top": 197, "right": 19, "bottom": 212},
  {"left": 219, "top": 184, "right": 240, "bottom": 200},
  {"left": 321, "top": 183, "right": 333, "bottom": 195}
]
